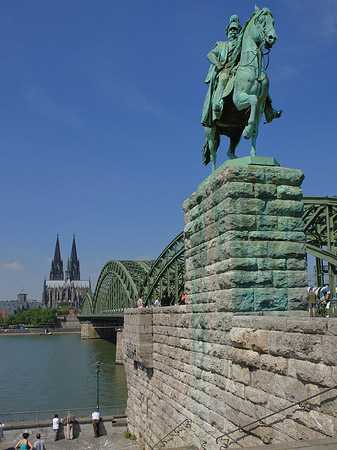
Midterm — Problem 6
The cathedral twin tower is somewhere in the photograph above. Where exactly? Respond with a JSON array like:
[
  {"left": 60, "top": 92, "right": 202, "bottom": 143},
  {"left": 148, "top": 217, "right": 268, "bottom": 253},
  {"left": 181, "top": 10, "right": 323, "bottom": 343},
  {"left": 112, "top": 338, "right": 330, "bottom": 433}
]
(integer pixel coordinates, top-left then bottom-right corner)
[{"left": 42, "top": 235, "right": 91, "bottom": 309}]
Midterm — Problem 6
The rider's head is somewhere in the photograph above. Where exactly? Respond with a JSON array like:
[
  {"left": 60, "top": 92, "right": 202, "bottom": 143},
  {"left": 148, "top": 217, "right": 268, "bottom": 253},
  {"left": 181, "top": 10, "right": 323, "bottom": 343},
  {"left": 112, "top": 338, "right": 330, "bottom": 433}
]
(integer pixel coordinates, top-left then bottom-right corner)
[{"left": 225, "top": 15, "right": 241, "bottom": 40}]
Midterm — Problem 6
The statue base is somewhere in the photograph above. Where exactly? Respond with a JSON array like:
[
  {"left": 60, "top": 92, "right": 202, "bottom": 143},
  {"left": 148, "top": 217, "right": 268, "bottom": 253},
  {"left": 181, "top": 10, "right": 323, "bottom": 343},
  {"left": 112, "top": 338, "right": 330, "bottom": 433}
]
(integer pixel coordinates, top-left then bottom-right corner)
[{"left": 183, "top": 161, "right": 307, "bottom": 313}]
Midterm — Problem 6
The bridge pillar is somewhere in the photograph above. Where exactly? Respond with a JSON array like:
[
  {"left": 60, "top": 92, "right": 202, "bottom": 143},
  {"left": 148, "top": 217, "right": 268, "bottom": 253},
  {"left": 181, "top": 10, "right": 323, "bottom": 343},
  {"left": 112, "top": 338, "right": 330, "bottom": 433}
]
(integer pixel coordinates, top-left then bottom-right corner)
[
  {"left": 115, "top": 328, "right": 124, "bottom": 364},
  {"left": 183, "top": 159, "right": 308, "bottom": 313},
  {"left": 81, "top": 322, "right": 101, "bottom": 339}
]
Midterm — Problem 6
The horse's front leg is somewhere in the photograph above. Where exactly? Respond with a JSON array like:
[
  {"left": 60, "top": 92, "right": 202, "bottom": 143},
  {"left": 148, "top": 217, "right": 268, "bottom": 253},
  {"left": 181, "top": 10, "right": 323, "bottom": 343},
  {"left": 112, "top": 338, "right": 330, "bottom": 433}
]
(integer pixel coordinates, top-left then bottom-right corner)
[
  {"left": 233, "top": 92, "right": 258, "bottom": 140},
  {"left": 250, "top": 107, "right": 264, "bottom": 156}
]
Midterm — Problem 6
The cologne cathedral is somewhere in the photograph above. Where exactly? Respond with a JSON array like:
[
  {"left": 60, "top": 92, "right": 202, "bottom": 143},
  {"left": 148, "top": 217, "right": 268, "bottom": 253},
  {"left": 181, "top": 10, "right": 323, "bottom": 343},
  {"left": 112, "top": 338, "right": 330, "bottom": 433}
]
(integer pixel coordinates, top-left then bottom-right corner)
[{"left": 42, "top": 235, "right": 91, "bottom": 309}]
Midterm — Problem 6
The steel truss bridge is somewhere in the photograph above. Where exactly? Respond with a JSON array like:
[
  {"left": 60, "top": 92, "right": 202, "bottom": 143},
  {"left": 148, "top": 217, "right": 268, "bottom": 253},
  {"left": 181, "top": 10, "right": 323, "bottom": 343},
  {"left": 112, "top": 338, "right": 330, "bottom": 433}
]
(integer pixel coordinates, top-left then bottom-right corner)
[{"left": 81, "top": 197, "right": 337, "bottom": 316}]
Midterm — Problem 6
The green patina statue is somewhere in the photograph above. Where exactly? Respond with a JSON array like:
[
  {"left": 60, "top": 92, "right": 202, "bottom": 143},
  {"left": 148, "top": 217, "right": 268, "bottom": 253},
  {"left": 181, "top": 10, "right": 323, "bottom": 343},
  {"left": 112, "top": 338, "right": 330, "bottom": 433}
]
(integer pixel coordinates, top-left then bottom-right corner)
[{"left": 201, "top": 7, "right": 282, "bottom": 171}]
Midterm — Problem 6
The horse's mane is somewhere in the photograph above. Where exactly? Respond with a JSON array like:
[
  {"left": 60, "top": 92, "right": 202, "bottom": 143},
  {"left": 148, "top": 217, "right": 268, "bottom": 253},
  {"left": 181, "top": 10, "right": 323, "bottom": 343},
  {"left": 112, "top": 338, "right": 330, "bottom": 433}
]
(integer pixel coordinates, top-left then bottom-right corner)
[{"left": 230, "top": 8, "right": 273, "bottom": 74}]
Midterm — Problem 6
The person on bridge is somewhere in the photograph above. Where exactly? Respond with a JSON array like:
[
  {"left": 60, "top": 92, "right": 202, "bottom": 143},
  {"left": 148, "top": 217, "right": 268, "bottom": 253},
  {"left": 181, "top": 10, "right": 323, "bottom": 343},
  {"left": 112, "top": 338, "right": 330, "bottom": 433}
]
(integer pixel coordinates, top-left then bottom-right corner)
[
  {"left": 308, "top": 288, "right": 317, "bottom": 317},
  {"left": 137, "top": 295, "right": 144, "bottom": 308}
]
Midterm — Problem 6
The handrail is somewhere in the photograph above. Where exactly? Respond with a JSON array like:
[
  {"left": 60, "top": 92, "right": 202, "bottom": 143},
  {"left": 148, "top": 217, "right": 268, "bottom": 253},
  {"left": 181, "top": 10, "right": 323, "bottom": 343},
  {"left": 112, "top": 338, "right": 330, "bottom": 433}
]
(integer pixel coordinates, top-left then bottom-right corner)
[
  {"left": 0, "top": 405, "right": 126, "bottom": 424},
  {"left": 216, "top": 384, "right": 337, "bottom": 448},
  {"left": 151, "top": 418, "right": 191, "bottom": 450}
]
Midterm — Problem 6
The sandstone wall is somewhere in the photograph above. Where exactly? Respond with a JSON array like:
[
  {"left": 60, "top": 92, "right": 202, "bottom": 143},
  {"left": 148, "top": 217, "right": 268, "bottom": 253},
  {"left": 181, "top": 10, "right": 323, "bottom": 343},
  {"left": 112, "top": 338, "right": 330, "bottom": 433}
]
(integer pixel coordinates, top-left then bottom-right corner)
[
  {"left": 123, "top": 163, "right": 322, "bottom": 449},
  {"left": 124, "top": 309, "right": 337, "bottom": 450},
  {"left": 183, "top": 164, "right": 307, "bottom": 313}
]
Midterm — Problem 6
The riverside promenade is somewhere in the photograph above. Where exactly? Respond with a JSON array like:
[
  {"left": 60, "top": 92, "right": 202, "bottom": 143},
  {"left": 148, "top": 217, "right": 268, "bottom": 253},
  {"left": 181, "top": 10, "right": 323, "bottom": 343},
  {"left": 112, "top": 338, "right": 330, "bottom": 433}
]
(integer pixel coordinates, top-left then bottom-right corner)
[{"left": 0, "top": 426, "right": 142, "bottom": 450}]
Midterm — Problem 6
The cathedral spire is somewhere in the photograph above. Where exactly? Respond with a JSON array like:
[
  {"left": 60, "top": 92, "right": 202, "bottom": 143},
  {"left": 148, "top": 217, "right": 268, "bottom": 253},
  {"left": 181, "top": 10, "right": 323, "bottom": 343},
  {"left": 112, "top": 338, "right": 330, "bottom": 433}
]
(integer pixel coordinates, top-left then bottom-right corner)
[
  {"left": 70, "top": 234, "right": 80, "bottom": 280},
  {"left": 50, "top": 234, "right": 64, "bottom": 280}
]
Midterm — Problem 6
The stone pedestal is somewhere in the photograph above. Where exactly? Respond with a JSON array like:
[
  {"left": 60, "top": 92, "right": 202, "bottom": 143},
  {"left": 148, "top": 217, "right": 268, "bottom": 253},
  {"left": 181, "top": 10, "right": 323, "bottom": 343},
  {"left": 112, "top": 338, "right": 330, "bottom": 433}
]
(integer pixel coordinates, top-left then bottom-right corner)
[{"left": 182, "top": 161, "right": 308, "bottom": 313}]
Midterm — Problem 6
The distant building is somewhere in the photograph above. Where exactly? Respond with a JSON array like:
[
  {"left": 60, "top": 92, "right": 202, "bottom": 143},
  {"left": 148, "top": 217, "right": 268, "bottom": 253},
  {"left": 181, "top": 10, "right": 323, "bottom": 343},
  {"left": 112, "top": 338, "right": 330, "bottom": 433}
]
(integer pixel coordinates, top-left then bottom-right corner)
[
  {"left": 0, "top": 290, "right": 42, "bottom": 318},
  {"left": 42, "top": 235, "right": 91, "bottom": 309}
]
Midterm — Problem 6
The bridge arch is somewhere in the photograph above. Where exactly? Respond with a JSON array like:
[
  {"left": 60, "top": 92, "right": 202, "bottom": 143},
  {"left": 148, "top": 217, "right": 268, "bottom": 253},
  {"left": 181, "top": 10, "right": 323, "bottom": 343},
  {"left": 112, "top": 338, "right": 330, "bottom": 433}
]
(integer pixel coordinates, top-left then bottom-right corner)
[{"left": 90, "top": 260, "right": 152, "bottom": 315}]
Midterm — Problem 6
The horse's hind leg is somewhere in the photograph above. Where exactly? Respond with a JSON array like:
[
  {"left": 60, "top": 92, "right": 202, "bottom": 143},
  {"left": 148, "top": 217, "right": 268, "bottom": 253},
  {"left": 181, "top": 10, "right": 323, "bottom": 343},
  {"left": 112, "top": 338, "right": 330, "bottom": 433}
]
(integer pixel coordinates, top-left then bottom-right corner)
[
  {"left": 204, "top": 127, "right": 219, "bottom": 172},
  {"left": 227, "top": 134, "right": 241, "bottom": 159},
  {"left": 233, "top": 92, "right": 258, "bottom": 140}
]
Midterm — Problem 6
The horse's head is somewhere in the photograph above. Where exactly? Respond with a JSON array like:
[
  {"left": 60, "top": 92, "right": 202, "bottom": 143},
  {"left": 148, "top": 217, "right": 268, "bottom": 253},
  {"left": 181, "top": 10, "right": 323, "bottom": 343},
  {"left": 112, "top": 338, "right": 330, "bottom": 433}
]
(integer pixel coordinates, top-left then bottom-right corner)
[{"left": 253, "top": 7, "right": 277, "bottom": 49}]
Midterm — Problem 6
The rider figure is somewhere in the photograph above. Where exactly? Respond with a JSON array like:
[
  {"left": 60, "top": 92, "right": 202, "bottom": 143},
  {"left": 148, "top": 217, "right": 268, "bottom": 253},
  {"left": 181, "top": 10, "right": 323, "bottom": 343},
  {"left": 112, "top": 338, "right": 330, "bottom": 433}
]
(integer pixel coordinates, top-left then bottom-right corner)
[
  {"left": 202, "top": 15, "right": 241, "bottom": 127},
  {"left": 201, "top": 14, "right": 281, "bottom": 128}
]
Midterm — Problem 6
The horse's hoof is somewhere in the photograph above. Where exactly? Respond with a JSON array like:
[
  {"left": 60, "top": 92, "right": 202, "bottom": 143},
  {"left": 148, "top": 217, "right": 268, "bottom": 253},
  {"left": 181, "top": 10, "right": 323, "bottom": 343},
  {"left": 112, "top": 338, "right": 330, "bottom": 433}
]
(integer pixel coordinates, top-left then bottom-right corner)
[
  {"left": 250, "top": 149, "right": 256, "bottom": 157},
  {"left": 243, "top": 126, "right": 251, "bottom": 139},
  {"left": 227, "top": 151, "right": 237, "bottom": 160}
]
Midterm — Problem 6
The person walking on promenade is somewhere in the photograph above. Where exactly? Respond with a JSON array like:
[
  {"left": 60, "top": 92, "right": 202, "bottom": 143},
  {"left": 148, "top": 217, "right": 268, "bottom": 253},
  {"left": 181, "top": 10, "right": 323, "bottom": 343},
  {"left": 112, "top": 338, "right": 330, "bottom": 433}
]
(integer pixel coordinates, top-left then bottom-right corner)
[
  {"left": 308, "top": 288, "right": 317, "bottom": 317},
  {"left": 52, "top": 413, "right": 60, "bottom": 441},
  {"left": 15, "top": 432, "right": 34, "bottom": 450},
  {"left": 0, "top": 420, "right": 4, "bottom": 444},
  {"left": 66, "top": 410, "right": 75, "bottom": 440},
  {"left": 92, "top": 409, "right": 101, "bottom": 437},
  {"left": 33, "top": 433, "right": 47, "bottom": 450},
  {"left": 154, "top": 296, "right": 161, "bottom": 307}
]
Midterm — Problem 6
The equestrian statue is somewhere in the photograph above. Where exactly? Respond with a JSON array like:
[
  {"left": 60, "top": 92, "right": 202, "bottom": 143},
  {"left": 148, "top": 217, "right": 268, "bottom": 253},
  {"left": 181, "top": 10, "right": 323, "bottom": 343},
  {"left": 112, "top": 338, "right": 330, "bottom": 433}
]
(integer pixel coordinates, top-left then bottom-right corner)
[{"left": 201, "top": 7, "right": 282, "bottom": 171}]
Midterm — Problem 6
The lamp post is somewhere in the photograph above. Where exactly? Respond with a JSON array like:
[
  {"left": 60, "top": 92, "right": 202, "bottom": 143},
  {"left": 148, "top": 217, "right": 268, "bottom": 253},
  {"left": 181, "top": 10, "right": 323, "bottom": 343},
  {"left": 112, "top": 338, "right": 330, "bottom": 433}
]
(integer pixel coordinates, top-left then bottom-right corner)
[{"left": 92, "top": 361, "right": 104, "bottom": 411}]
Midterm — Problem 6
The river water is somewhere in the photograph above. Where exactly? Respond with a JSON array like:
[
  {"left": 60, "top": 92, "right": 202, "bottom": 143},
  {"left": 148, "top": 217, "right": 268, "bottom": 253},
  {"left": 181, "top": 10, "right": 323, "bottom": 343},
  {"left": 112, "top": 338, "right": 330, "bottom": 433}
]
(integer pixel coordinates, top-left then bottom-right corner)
[{"left": 0, "top": 334, "right": 127, "bottom": 417}]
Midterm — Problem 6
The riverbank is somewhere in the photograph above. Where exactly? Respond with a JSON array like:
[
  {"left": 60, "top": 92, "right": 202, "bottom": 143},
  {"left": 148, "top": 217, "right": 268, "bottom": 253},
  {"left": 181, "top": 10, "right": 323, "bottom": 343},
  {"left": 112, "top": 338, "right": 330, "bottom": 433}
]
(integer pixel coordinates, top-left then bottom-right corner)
[
  {"left": 0, "top": 418, "right": 142, "bottom": 450},
  {"left": 0, "top": 315, "right": 81, "bottom": 335},
  {"left": 0, "top": 328, "right": 80, "bottom": 336}
]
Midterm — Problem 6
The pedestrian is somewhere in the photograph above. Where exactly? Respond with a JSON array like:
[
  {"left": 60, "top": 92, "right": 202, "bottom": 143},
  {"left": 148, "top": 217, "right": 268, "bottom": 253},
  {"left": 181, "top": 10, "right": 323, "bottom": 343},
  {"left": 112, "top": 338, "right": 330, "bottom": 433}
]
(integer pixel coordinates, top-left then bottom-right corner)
[
  {"left": 0, "top": 420, "right": 4, "bottom": 443},
  {"left": 33, "top": 433, "right": 47, "bottom": 450},
  {"left": 308, "top": 288, "right": 317, "bottom": 317},
  {"left": 92, "top": 409, "right": 101, "bottom": 437},
  {"left": 154, "top": 296, "right": 161, "bottom": 307},
  {"left": 15, "top": 432, "right": 34, "bottom": 450},
  {"left": 66, "top": 410, "right": 75, "bottom": 440},
  {"left": 137, "top": 295, "right": 144, "bottom": 308},
  {"left": 179, "top": 291, "right": 186, "bottom": 305},
  {"left": 53, "top": 413, "right": 60, "bottom": 441}
]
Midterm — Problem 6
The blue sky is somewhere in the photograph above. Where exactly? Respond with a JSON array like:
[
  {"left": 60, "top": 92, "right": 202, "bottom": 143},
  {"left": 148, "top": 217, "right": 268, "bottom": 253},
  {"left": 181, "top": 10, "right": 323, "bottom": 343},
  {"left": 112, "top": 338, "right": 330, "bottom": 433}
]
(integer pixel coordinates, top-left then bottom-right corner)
[{"left": 0, "top": 0, "right": 336, "bottom": 300}]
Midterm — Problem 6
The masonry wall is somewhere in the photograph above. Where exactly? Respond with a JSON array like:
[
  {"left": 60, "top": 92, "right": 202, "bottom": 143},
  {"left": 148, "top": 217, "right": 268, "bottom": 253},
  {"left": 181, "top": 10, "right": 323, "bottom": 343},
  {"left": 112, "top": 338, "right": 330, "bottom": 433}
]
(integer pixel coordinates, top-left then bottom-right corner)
[{"left": 124, "top": 309, "right": 337, "bottom": 450}]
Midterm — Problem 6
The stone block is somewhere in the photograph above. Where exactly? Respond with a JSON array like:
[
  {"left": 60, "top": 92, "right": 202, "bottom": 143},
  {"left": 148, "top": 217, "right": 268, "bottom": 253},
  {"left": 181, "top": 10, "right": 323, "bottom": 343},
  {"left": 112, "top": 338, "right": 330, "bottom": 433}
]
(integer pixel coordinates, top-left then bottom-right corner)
[
  {"left": 287, "top": 288, "right": 309, "bottom": 310},
  {"left": 268, "top": 331, "right": 322, "bottom": 362},
  {"left": 260, "top": 354, "right": 288, "bottom": 375},
  {"left": 268, "top": 241, "right": 306, "bottom": 259},
  {"left": 257, "top": 258, "right": 287, "bottom": 270},
  {"left": 254, "top": 183, "right": 277, "bottom": 199},
  {"left": 254, "top": 287, "right": 288, "bottom": 311},
  {"left": 265, "top": 200, "right": 304, "bottom": 217},
  {"left": 273, "top": 271, "right": 307, "bottom": 288},
  {"left": 227, "top": 181, "right": 255, "bottom": 198},
  {"left": 322, "top": 336, "right": 337, "bottom": 365},
  {"left": 277, "top": 185, "right": 303, "bottom": 200},
  {"left": 256, "top": 215, "right": 278, "bottom": 230},
  {"left": 218, "top": 213, "right": 257, "bottom": 232},
  {"left": 264, "top": 167, "right": 304, "bottom": 186},
  {"left": 287, "top": 258, "right": 307, "bottom": 271},
  {"left": 216, "top": 289, "right": 254, "bottom": 312},
  {"left": 278, "top": 216, "right": 305, "bottom": 231}
]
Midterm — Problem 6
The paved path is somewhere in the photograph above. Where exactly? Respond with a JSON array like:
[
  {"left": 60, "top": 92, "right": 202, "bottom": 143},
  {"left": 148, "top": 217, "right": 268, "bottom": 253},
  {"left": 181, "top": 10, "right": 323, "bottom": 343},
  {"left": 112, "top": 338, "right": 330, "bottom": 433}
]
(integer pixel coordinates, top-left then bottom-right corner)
[{"left": 0, "top": 426, "right": 142, "bottom": 450}]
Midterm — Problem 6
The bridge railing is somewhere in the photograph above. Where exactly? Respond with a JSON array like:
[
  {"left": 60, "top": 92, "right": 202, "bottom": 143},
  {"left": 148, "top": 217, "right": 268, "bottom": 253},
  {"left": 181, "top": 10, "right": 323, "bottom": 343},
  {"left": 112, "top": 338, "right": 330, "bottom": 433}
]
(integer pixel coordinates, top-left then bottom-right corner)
[{"left": 0, "top": 405, "right": 126, "bottom": 424}]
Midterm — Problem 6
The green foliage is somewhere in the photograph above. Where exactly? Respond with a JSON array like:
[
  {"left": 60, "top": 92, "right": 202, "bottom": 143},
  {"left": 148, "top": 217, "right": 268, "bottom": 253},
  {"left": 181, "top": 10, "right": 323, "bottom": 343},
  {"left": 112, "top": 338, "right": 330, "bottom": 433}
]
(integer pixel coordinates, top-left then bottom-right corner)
[
  {"left": 57, "top": 308, "right": 69, "bottom": 316},
  {"left": 124, "top": 431, "right": 136, "bottom": 440},
  {"left": 1, "top": 308, "right": 57, "bottom": 328},
  {"left": 58, "top": 301, "right": 69, "bottom": 308}
]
